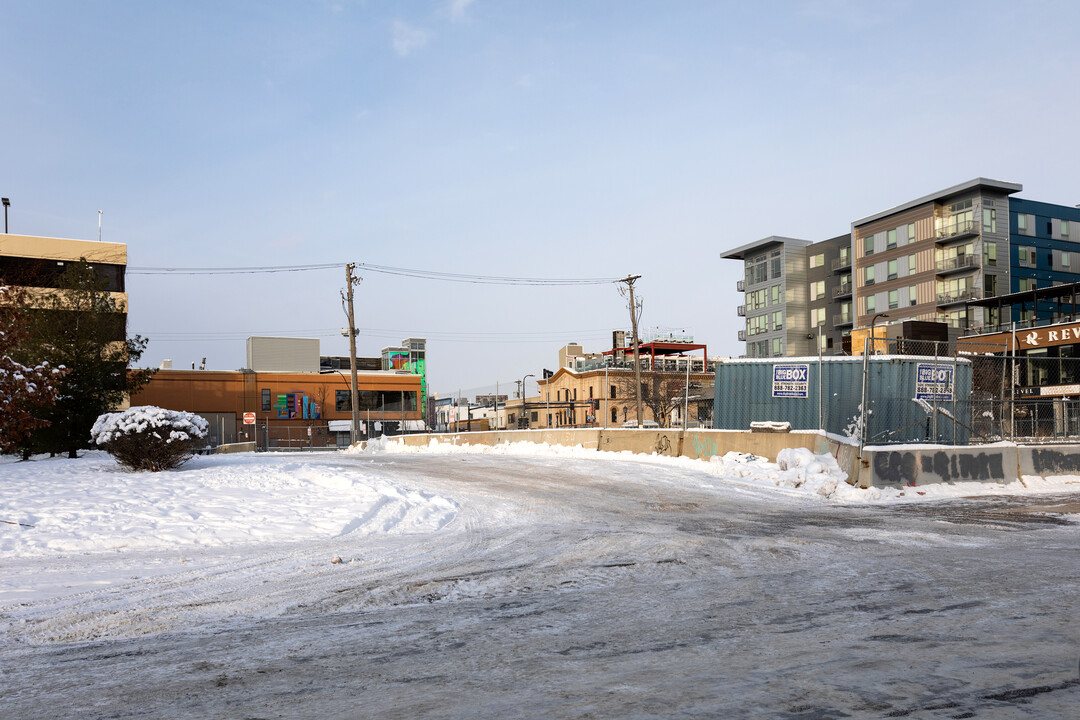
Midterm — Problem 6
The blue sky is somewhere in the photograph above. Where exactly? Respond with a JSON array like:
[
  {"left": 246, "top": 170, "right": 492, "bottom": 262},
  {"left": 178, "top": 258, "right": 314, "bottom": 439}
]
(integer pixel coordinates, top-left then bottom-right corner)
[{"left": 3, "top": 1, "right": 1079, "bottom": 397}]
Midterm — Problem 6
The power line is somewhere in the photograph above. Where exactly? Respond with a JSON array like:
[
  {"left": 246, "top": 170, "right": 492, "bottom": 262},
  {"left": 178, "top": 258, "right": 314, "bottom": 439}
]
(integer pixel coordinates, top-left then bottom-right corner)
[
  {"left": 127, "top": 261, "right": 619, "bottom": 285},
  {"left": 358, "top": 263, "right": 619, "bottom": 286},
  {"left": 128, "top": 263, "right": 340, "bottom": 275}
]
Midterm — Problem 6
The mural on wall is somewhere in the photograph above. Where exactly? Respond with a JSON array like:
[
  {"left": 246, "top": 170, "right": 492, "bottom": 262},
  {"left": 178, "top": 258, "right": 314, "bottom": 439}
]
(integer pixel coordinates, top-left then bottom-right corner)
[{"left": 275, "top": 391, "right": 321, "bottom": 420}]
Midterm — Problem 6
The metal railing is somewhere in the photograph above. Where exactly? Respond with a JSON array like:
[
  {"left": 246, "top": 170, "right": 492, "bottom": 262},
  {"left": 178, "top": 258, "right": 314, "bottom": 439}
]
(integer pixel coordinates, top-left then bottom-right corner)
[
  {"left": 936, "top": 219, "right": 979, "bottom": 241},
  {"left": 935, "top": 255, "right": 979, "bottom": 273}
]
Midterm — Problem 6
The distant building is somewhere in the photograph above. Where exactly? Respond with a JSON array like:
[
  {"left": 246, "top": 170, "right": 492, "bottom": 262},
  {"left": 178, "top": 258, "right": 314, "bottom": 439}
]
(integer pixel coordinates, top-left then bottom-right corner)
[
  {"left": 0, "top": 232, "right": 128, "bottom": 343},
  {"left": 131, "top": 337, "right": 424, "bottom": 447}
]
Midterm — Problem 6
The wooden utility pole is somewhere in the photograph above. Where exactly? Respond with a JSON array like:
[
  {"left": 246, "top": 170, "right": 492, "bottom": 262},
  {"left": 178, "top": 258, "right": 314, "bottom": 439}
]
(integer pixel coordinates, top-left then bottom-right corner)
[
  {"left": 345, "top": 264, "right": 361, "bottom": 445},
  {"left": 618, "top": 274, "right": 644, "bottom": 426}
]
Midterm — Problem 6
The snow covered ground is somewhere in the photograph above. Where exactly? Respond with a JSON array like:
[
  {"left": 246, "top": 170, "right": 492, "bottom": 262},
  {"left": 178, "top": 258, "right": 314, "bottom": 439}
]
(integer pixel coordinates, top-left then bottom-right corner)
[{"left": 2, "top": 441, "right": 1079, "bottom": 718}]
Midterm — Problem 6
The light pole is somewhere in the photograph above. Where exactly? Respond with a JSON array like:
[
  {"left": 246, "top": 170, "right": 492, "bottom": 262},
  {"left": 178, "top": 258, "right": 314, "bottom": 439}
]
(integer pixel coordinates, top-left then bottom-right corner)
[
  {"left": 521, "top": 373, "right": 534, "bottom": 428},
  {"left": 870, "top": 312, "right": 889, "bottom": 354},
  {"left": 2, "top": 198, "right": 9, "bottom": 233}
]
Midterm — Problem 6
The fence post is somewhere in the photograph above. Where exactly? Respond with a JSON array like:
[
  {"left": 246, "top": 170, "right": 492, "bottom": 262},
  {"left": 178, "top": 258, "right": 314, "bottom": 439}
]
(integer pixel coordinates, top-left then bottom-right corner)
[
  {"left": 932, "top": 340, "right": 939, "bottom": 442},
  {"left": 952, "top": 344, "right": 958, "bottom": 445},
  {"left": 860, "top": 335, "right": 870, "bottom": 453}
]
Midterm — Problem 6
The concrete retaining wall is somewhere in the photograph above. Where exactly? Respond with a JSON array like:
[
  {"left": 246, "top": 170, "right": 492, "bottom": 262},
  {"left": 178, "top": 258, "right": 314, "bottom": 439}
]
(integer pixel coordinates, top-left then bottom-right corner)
[
  {"left": 360, "top": 429, "right": 1076, "bottom": 489},
  {"left": 212, "top": 441, "right": 257, "bottom": 454},
  {"left": 398, "top": 428, "right": 839, "bottom": 463},
  {"left": 858, "top": 445, "right": 1020, "bottom": 488},
  {"left": 1018, "top": 445, "right": 1080, "bottom": 478}
]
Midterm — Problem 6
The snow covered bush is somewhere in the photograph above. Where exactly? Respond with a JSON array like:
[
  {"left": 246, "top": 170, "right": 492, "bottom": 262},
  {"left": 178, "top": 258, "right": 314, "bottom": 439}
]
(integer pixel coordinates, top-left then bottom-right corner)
[{"left": 90, "top": 406, "right": 209, "bottom": 471}]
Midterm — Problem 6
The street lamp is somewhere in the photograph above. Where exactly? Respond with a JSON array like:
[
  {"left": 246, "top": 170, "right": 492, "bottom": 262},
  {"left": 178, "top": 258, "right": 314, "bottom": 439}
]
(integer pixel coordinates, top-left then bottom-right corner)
[
  {"left": 521, "top": 373, "right": 534, "bottom": 428},
  {"left": 2, "top": 198, "right": 9, "bottom": 233},
  {"left": 870, "top": 312, "right": 889, "bottom": 354}
]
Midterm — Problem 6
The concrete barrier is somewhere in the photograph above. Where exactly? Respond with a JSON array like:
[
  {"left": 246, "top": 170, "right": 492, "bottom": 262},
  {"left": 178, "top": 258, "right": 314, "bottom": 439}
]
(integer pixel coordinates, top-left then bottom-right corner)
[
  {"left": 1018, "top": 445, "right": 1080, "bottom": 478},
  {"left": 212, "top": 441, "right": 257, "bottom": 454},
  {"left": 389, "top": 428, "right": 840, "bottom": 464},
  {"left": 859, "top": 445, "right": 1019, "bottom": 488},
  {"left": 355, "top": 430, "right": 1072, "bottom": 489}
]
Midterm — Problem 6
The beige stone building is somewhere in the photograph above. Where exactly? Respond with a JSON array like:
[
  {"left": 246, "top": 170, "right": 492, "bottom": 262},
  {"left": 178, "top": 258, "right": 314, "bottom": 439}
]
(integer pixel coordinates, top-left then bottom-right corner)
[{"left": 0, "top": 233, "right": 127, "bottom": 307}]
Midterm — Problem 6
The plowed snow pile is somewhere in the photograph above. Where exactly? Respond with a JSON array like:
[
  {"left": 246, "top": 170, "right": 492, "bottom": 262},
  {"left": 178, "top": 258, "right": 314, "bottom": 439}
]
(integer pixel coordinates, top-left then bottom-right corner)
[{"left": 0, "top": 451, "right": 458, "bottom": 557}]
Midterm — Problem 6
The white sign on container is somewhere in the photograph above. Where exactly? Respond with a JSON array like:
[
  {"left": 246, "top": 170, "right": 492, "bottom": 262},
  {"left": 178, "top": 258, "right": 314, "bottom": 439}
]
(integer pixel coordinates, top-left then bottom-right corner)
[
  {"left": 772, "top": 364, "right": 809, "bottom": 398},
  {"left": 916, "top": 363, "right": 953, "bottom": 401}
]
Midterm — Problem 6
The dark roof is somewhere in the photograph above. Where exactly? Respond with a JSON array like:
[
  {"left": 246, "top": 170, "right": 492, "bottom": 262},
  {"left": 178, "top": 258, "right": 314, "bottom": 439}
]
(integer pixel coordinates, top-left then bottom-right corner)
[{"left": 968, "top": 281, "right": 1080, "bottom": 308}]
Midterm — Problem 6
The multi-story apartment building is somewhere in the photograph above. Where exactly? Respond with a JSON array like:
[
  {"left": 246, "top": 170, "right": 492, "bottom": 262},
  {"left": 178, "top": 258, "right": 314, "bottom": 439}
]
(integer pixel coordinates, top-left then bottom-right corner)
[
  {"left": 851, "top": 178, "right": 1019, "bottom": 336},
  {"left": 1007, "top": 197, "right": 1080, "bottom": 327},
  {"left": 722, "top": 234, "right": 850, "bottom": 357}
]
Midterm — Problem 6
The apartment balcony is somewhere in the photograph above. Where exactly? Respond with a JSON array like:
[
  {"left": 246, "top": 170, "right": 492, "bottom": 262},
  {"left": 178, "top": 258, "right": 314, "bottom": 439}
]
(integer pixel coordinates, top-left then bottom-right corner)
[
  {"left": 936, "top": 288, "right": 983, "bottom": 307},
  {"left": 935, "top": 255, "right": 979, "bottom": 275},
  {"left": 832, "top": 282, "right": 852, "bottom": 299},
  {"left": 737, "top": 305, "right": 746, "bottom": 316},
  {"left": 737, "top": 330, "right": 747, "bottom": 342},
  {"left": 737, "top": 279, "right": 745, "bottom": 292},
  {"left": 936, "top": 219, "right": 979, "bottom": 242},
  {"left": 832, "top": 313, "right": 854, "bottom": 328},
  {"left": 831, "top": 255, "right": 852, "bottom": 273}
]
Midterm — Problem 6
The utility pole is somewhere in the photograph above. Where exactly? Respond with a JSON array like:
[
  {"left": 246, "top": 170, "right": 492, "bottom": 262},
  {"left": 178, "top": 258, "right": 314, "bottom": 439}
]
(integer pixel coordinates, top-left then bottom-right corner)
[
  {"left": 344, "top": 264, "right": 361, "bottom": 445},
  {"left": 618, "top": 274, "right": 644, "bottom": 426}
]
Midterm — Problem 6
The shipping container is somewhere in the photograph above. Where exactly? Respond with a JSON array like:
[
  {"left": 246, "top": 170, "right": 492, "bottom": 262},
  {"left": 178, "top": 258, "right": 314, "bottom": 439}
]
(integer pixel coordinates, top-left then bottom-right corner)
[{"left": 713, "top": 355, "right": 973, "bottom": 444}]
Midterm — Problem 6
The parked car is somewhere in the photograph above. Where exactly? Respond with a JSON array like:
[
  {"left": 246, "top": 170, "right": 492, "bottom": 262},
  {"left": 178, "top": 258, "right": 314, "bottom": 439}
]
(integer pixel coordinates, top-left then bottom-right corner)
[{"left": 622, "top": 420, "right": 660, "bottom": 429}]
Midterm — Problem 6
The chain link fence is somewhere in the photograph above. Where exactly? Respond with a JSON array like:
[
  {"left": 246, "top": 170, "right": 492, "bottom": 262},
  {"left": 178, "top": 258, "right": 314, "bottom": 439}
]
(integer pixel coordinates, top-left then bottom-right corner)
[{"left": 860, "top": 336, "right": 1080, "bottom": 445}]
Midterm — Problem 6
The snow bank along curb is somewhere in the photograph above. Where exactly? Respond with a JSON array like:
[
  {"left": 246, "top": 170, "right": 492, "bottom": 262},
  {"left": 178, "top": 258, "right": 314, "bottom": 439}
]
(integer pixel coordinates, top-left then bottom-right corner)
[{"left": 360, "top": 429, "right": 1080, "bottom": 490}]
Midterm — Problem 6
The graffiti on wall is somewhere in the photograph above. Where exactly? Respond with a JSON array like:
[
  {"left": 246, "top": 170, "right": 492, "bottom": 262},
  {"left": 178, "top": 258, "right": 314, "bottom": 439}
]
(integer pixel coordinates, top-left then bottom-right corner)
[
  {"left": 872, "top": 450, "right": 1006, "bottom": 485},
  {"left": 1029, "top": 448, "right": 1080, "bottom": 475},
  {"left": 687, "top": 433, "right": 718, "bottom": 460}
]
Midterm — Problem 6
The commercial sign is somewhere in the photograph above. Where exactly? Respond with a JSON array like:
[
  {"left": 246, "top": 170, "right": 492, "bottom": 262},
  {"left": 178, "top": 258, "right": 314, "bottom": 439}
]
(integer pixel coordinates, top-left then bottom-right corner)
[
  {"left": 772, "top": 364, "right": 809, "bottom": 398},
  {"left": 916, "top": 363, "right": 953, "bottom": 401},
  {"left": 1015, "top": 321, "right": 1080, "bottom": 350}
]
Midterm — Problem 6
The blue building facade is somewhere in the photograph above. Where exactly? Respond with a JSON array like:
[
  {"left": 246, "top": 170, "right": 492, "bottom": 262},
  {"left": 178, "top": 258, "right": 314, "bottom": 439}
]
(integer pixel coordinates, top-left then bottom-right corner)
[{"left": 1009, "top": 197, "right": 1080, "bottom": 325}]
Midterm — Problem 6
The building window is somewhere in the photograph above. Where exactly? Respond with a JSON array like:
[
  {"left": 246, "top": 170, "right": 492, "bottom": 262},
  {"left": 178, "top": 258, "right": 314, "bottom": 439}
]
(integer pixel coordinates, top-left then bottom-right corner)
[
  {"left": 1062, "top": 251, "right": 1071, "bottom": 270},
  {"left": 985, "top": 274, "right": 998, "bottom": 297},
  {"left": 984, "top": 242, "right": 997, "bottom": 266},
  {"left": 770, "top": 250, "right": 783, "bottom": 279},
  {"left": 866, "top": 295, "right": 876, "bottom": 313},
  {"left": 983, "top": 208, "right": 996, "bottom": 233},
  {"left": 1018, "top": 246, "right": 1036, "bottom": 267},
  {"left": 909, "top": 285, "right": 918, "bottom": 306},
  {"left": 887, "top": 229, "right": 897, "bottom": 249},
  {"left": 1063, "top": 220, "right": 1071, "bottom": 239},
  {"left": 772, "top": 310, "right": 783, "bottom": 331},
  {"left": 887, "top": 259, "right": 897, "bottom": 280},
  {"left": 864, "top": 234, "right": 874, "bottom": 256},
  {"left": 611, "top": 408, "right": 617, "bottom": 423},
  {"left": 907, "top": 223, "right": 916, "bottom": 243},
  {"left": 908, "top": 255, "right": 917, "bottom": 275},
  {"left": 888, "top": 289, "right": 898, "bottom": 310},
  {"left": 810, "top": 253, "right": 824, "bottom": 269},
  {"left": 1017, "top": 213, "right": 1030, "bottom": 235},
  {"left": 811, "top": 280, "right": 825, "bottom": 300},
  {"left": 865, "top": 266, "right": 875, "bottom": 285},
  {"left": 610, "top": 385, "right": 616, "bottom": 399},
  {"left": 746, "top": 254, "right": 768, "bottom": 285},
  {"left": 771, "top": 337, "right": 783, "bottom": 356},
  {"left": 769, "top": 284, "right": 780, "bottom": 305},
  {"left": 261, "top": 388, "right": 271, "bottom": 412}
]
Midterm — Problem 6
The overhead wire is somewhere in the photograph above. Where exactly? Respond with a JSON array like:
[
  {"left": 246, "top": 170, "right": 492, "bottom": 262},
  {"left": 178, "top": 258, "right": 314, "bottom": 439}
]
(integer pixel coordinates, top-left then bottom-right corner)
[{"left": 127, "top": 261, "right": 620, "bottom": 285}]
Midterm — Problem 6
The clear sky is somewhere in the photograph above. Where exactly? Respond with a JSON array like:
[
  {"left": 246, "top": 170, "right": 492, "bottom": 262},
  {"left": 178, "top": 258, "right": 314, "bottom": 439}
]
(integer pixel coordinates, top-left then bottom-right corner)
[{"left": 3, "top": 1, "right": 1079, "bottom": 399}]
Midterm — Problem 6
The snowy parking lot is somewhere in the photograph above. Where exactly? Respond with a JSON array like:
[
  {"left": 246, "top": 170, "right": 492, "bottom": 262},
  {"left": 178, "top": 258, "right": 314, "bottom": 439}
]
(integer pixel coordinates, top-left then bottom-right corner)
[{"left": 2, "top": 442, "right": 1079, "bottom": 718}]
